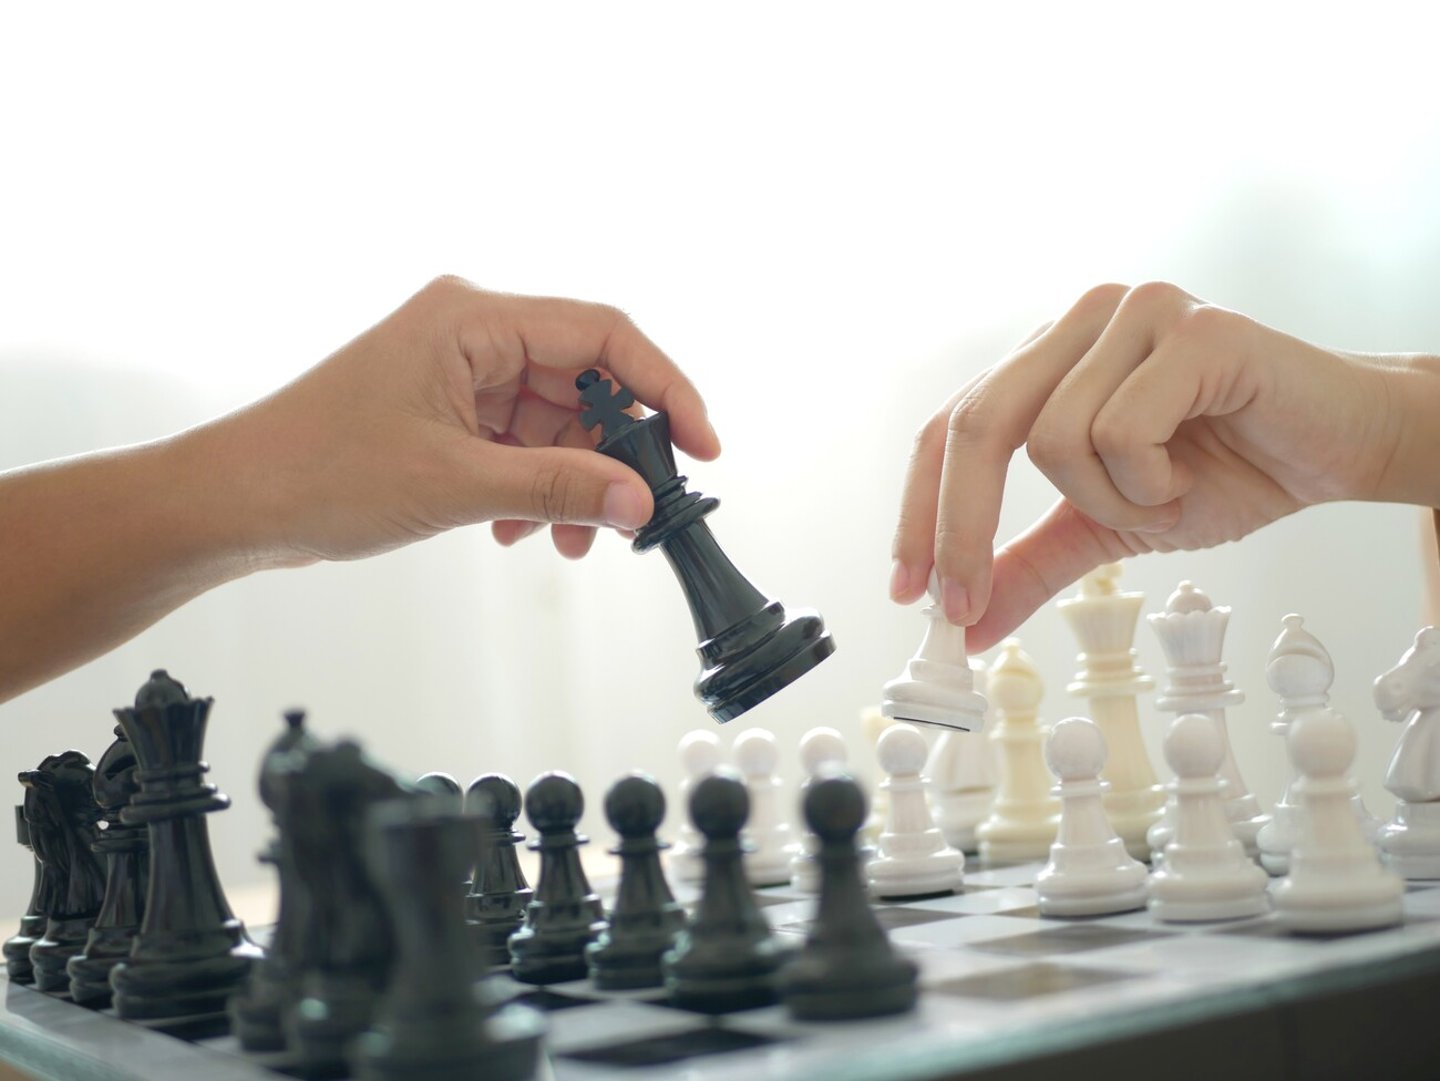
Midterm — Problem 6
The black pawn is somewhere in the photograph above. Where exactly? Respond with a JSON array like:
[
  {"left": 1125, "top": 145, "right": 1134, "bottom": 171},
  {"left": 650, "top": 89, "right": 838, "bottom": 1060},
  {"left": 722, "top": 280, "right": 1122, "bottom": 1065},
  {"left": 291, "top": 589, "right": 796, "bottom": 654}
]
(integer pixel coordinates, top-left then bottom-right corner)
[
  {"left": 353, "top": 800, "right": 545, "bottom": 1081},
  {"left": 780, "top": 774, "right": 918, "bottom": 1020},
  {"left": 586, "top": 773, "right": 686, "bottom": 989},
  {"left": 508, "top": 772, "right": 605, "bottom": 984},
  {"left": 68, "top": 725, "right": 149, "bottom": 1006},
  {"left": 464, "top": 774, "right": 532, "bottom": 969},
  {"left": 109, "top": 672, "right": 261, "bottom": 1032},
  {"left": 576, "top": 371, "right": 835, "bottom": 723},
  {"left": 414, "top": 772, "right": 464, "bottom": 808},
  {"left": 3, "top": 806, "right": 44, "bottom": 982},
  {"left": 230, "top": 709, "right": 320, "bottom": 1053},
  {"left": 20, "top": 751, "right": 105, "bottom": 992},
  {"left": 662, "top": 772, "right": 789, "bottom": 1013}
]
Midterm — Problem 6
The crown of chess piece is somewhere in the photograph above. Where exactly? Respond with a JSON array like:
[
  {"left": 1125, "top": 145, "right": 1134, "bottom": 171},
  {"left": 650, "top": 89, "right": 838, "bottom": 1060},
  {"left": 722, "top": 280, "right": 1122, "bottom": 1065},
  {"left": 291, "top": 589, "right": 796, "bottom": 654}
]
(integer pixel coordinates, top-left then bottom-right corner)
[
  {"left": 881, "top": 570, "right": 987, "bottom": 732},
  {"left": 283, "top": 739, "right": 408, "bottom": 1076},
  {"left": 663, "top": 771, "right": 790, "bottom": 1013},
  {"left": 231, "top": 709, "right": 321, "bottom": 1053},
  {"left": 1056, "top": 564, "right": 1165, "bottom": 861},
  {"left": 508, "top": 771, "right": 607, "bottom": 985},
  {"left": 464, "top": 773, "right": 533, "bottom": 969},
  {"left": 353, "top": 799, "right": 546, "bottom": 1081},
  {"left": 780, "top": 772, "right": 918, "bottom": 1020},
  {"left": 586, "top": 773, "right": 687, "bottom": 990},
  {"left": 19, "top": 750, "right": 105, "bottom": 993},
  {"left": 1273, "top": 707, "right": 1403, "bottom": 933},
  {"left": 1035, "top": 718, "right": 1149, "bottom": 917},
  {"left": 2, "top": 806, "right": 44, "bottom": 983},
  {"left": 576, "top": 369, "right": 835, "bottom": 723},
  {"left": 1374, "top": 626, "right": 1440, "bottom": 878},
  {"left": 108, "top": 670, "right": 261, "bottom": 1033},
  {"left": 67, "top": 724, "right": 149, "bottom": 1007}
]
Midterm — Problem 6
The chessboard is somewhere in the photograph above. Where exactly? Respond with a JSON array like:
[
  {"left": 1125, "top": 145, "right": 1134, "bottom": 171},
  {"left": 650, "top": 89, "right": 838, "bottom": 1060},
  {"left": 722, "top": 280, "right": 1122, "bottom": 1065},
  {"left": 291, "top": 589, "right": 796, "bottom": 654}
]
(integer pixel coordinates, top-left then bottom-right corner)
[{"left": 6, "top": 860, "right": 1440, "bottom": 1081}]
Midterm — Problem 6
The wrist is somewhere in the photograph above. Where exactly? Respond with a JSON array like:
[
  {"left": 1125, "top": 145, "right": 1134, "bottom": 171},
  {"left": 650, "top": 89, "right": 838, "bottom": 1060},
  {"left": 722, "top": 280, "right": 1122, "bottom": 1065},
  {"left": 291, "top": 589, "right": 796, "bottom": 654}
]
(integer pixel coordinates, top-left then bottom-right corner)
[{"left": 1372, "top": 354, "right": 1440, "bottom": 508}]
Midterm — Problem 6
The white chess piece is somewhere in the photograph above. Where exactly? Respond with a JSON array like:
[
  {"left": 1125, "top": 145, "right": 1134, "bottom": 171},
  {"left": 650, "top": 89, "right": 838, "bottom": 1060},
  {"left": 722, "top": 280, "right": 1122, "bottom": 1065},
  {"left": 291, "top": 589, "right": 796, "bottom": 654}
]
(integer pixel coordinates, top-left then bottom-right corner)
[
  {"left": 858, "top": 705, "right": 897, "bottom": 845},
  {"left": 1375, "top": 627, "right": 1440, "bottom": 878},
  {"left": 881, "top": 570, "right": 988, "bottom": 732},
  {"left": 1057, "top": 564, "right": 1165, "bottom": 860},
  {"left": 1274, "top": 707, "right": 1403, "bottom": 933},
  {"left": 976, "top": 640, "right": 1060, "bottom": 863},
  {"left": 924, "top": 662, "right": 995, "bottom": 853},
  {"left": 1036, "top": 718, "right": 1149, "bottom": 917},
  {"left": 868, "top": 724, "right": 964, "bottom": 898},
  {"left": 1148, "top": 713, "right": 1269, "bottom": 923},
  {"left": 734, "top": 728, "right": 797, "bottom": 887},
  {"left": 1146, "top": 581, "right": 1269, "bottom": 859},
  {"left": 790, "top": 726, "right": 849, "bottom": 892},
  {"left": 670, "top": 729, "right": 721, "bottom": 885},
  {"left": 1261, "top": 614, "right": 1380, "bottom": 876}
]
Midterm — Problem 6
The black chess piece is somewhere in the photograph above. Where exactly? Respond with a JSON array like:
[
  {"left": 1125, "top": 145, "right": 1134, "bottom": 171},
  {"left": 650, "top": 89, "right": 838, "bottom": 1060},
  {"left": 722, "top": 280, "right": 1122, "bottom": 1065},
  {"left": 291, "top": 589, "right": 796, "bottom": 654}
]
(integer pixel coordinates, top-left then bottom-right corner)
[
  {"left": 230, "top": 709, "right": 321, "bottom": 1054},
  {"left": 415, "top": 772, "right": 463, "bottom": 808},
  {"left": 464, "top": 774, "right": 532, "bottom": 969},
  {"left": 108, "top": 670, "right": 261, "bottom": 1033},
  {"left": 662, "top": 772, "right": 789, "bottom": 1012},
  {"left": 586, "top": 773, "right": 686, "bottom": 990},
  {"left": 576, "top": 370, "right": 835, "bottom": 723},
  {"left": 283, "top": 740, "right": 407, "bottom": 1079},
  {"left": 20, "top": 750, "right": 105, "bottom": 992},
  {"left": 508, "top": 772, "right": 606, "bottom": 984},
  {"left": 779, "top": 773, "right": 918, "bottom": 1020},
  {"left": 68, "top": 725, "right": 149, "bottom": 1006},
  {"left": 353, "top": 799, "right": 546, "bottom": 1081},
  {"left": 3, "top": 806, "right": 44, "bottom": 983}
]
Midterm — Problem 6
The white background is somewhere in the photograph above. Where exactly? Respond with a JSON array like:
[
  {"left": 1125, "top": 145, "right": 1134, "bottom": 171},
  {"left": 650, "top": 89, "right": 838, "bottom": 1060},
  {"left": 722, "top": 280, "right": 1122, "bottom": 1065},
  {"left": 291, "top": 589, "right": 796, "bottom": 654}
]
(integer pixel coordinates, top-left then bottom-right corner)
[{"left": 2, "top": 2, "right": 1438, "bottom": 918}]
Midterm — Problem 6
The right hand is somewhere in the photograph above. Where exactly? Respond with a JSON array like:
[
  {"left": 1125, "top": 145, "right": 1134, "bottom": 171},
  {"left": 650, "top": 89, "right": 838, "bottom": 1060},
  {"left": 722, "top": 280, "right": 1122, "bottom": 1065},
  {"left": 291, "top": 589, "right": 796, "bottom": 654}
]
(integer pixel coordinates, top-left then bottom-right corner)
[{"left": 891, "top": 281, "right": 1439, "bottom": 651}]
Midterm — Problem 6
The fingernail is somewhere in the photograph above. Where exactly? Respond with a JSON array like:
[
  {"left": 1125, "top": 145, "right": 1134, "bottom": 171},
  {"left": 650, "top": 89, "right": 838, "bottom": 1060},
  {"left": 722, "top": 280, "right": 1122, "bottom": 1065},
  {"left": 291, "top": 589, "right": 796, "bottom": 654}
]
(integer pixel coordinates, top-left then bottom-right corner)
[
  {"left": 603, "top": 484, "right": 650, "bottom": 530},
  {"left": 889, "top": 560, "right": 912, "bottom": 601},
  {"left": 941, "top": 578, "right": 970, "bottom": 625}
]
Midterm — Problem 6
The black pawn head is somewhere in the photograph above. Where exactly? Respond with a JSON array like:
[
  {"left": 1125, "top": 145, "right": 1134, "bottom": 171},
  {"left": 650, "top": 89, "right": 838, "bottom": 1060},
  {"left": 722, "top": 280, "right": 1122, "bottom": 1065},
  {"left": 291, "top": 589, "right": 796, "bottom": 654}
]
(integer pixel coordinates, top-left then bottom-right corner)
[
  {"left": 466, "top": 773, "right": 522, "bottom": 828},
  {"left": 414, "top": 772, "right": 463, "bottom": 810},
  {"left": 524, "top": 771, "right": 584, "bottom": 835},
  {"left": 134, "top": 669, "right": 190, "bottom": 710},
  {"left": 603, "top": 773, "right": 666, "bottom": 840},
  {"left": 689, "top": 771, "right": 749, "bottom": 841},
  {"left": 802, "top": 773, "right": 866, "bottom": 845}
]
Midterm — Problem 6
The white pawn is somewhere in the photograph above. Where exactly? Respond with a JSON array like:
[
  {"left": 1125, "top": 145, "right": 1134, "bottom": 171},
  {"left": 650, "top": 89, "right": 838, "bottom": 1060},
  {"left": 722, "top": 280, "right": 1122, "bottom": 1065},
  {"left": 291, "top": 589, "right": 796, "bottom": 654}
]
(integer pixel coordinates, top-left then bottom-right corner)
[
  {"left": 881, "top": 570, "right": 988, "bottom": 732},
  {"left": 790, "top": 727, "right": 850, "bottom": 892},
  {"left": 1274, "top": 708, "right": 1403, "bottom": 933},
  {"left": 1148, "top": 713, "right": 1269, "bottom": 923},
  {"left": 976, "top": 640, "right": 1059, "bottom": 862},
  {"left": 670, "top": 729, "right": 721, "bottom": 885},
  {"left": 868, "top": 724, "right": 964, "bottom": 899},
  {"left": 735, "top": 728, "right": 797, "bottom": 887},
  {"left": 1036, "top": 718, "right": 1149, "bottom": 917}
]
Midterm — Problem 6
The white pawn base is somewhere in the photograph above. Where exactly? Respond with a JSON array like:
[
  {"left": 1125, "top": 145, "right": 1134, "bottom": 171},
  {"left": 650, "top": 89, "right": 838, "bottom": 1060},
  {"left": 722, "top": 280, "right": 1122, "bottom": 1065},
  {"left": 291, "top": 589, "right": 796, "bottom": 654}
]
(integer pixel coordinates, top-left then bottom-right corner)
[
  {"left": 1036, "top": 839, "right": 1149, "bottom": 917},
  {"left": 1148, "top": 884, "right": 1269, "bottom": 923},
  {"left": 869, "top": 846, "right": 964, "bottom": 900},
  {"left": 1274, "top": 877, "right": 1402, "bottom": 934},
  {"left": 1378, "top": 801, "right": 1440, "bottom": 880}
]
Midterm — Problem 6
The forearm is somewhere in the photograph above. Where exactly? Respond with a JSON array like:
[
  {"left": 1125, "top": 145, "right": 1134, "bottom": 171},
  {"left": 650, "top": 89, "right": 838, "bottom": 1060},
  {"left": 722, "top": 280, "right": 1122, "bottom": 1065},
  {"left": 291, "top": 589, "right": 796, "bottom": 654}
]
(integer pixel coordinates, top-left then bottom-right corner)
[{"left": 0, "top": 424, "right": 277, "bottom": 704}]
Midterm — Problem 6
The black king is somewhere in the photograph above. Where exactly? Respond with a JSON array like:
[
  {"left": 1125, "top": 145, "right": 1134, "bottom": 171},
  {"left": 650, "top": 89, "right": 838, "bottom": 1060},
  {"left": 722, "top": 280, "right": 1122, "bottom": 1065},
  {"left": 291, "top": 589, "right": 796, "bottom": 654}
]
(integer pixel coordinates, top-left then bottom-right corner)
[{"left": 577, "top": 370, "right": 834, "bottom": 722}]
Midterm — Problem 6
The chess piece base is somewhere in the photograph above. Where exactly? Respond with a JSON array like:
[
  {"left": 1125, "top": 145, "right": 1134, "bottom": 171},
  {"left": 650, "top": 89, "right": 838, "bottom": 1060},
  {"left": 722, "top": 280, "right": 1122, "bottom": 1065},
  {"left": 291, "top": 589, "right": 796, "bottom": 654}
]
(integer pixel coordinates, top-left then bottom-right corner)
[
  {"left": 1378, "top": 801, "right": 1440, "bottom": 880},
  {"left": 354, "top": 1001, "right": 545, "bottom": 1081},
  {"left": 112, "top": 940, "right": 260, "bottom": 1028},
  {"left": 781, "top": 951, "right": 919, "bottom": 1021},
  {"left": 868, "top": 849, "right": 964, "bottom": 900},
  {"left": 1036, "top": 847, "right": 1149, "bottom": 918},
  {"left": 698, "top": 608, "right": 835, "bottom": 724},
  {"left": 509, "top": 922, "right": 599, "bottom": 986},
  {"left": 1274, "top": 878, "right": 1403, "bottom": 934},
  {"left": 29, "top": 919, "right": 92, "bottom": 994}
]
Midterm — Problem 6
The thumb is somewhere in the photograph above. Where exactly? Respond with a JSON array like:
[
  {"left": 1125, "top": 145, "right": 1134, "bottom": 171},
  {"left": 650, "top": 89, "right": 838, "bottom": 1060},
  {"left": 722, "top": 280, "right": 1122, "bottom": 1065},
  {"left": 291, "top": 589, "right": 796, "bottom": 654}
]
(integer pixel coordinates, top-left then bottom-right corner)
[
  {"left": 965, "top": 500, "right": 1124, "bottom": 653},
  {"left": 465, "top": 442, "right": 654, "bottom": 530}
]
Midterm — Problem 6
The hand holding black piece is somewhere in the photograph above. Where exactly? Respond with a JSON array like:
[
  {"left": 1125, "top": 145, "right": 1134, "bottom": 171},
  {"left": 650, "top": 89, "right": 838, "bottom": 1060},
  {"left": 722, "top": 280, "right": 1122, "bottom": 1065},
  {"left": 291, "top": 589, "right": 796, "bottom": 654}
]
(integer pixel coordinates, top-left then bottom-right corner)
[{"left": 576, "top": 369, "right": 835, "bottom": 723}]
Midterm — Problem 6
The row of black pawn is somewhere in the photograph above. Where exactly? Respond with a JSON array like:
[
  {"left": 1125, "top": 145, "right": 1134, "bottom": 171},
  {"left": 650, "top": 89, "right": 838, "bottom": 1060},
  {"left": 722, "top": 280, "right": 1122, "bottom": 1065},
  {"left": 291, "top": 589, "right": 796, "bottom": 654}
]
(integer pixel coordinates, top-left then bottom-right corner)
[{"left": 461, "top": 757, "right": 920, "bottom": 1021}]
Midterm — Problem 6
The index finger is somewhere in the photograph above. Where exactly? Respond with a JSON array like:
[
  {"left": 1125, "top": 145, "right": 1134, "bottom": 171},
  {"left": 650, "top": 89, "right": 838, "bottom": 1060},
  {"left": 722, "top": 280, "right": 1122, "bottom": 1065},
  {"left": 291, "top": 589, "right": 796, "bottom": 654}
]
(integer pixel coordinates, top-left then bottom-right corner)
[{"left": 480, "top": 291, "right": 721, "bottom": 463}]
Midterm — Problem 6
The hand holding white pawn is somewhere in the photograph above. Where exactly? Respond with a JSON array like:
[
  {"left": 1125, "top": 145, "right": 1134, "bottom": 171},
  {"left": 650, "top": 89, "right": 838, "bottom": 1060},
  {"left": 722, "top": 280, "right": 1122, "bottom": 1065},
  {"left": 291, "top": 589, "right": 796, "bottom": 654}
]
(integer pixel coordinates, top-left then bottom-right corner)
[
  {"left": 671, "top": 730, "right": 721, "bottom": 885},
  {"left": 1274, "top": 707, "right": 1402, "bottom": 933},
  {"left": 1035, "top": 718, "right": 1148, "bottom": 917},
  {"left": 735, "top": 728, "right": 797, "bottom": 887},
  {"left": 868, "top": 724, "right": 964, "bottom": 899},
  {"left": 1148, "top": 713, "right": 1269, "bottom": 923},
  {"left": 791, "top": 727, "right": 849, "bottom": 893}
]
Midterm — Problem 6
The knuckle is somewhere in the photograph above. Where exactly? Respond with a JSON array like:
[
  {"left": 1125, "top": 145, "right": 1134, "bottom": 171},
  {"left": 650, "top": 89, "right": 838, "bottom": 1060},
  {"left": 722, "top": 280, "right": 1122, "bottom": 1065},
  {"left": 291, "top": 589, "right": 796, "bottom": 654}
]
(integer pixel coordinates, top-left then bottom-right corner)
[
  {"left": 1170, "top": 301, "right": 1234, "bottom": 343},
  {"left": 1025, "top": 418, "right": 1079, "bottom": 473},
  {"left": 1071, "top": 282, "right": 1130, "bottom": 318},
  {"left": 1088, "top": 413, "right": 1135, "bottom": 459},
  {"left": 529, "top": 467, "right": 580, "bottom": 523},
  {"left": 1121, "top": 280, "right": 1190, "bottom": 321},
  {"left": 424, "top": 273, "right": 477, "bottom": 299}
]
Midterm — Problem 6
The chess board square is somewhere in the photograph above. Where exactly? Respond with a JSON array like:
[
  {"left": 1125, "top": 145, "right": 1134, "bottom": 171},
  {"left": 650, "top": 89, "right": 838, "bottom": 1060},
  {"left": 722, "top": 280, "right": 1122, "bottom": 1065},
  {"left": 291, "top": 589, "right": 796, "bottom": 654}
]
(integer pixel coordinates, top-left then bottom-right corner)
[
  {"left": 560, "top": 1024, "right": 790, "bottom": 1067},
  {"left": 929, "top": 961, "right": 1138, "bottom": 1001},
  {"left": 510, "top": 987, "right": 607, "bottom": 1012},
  {"left": 971, "top": 924, "right": 1174, "bottom": 957},
  {"left": 776, "top": 905, "right": 956, "bottom": 936}
]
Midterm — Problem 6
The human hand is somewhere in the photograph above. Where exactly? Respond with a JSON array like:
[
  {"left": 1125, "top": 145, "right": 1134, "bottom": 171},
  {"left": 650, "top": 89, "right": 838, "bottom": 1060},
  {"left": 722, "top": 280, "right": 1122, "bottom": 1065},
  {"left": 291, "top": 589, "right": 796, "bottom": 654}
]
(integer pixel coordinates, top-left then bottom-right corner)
[
  {"left": 891, "top": 281, "right": 1439, "bottom": 651},
  {"left": 197, "top": 276, "right": 720, "bottom": 566}
]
